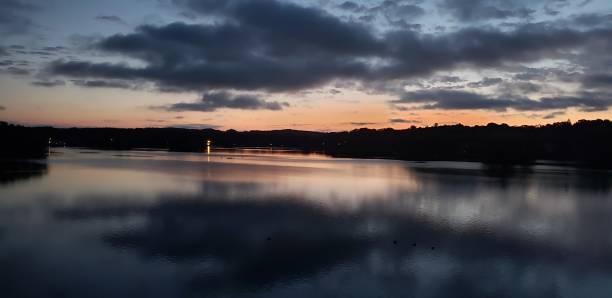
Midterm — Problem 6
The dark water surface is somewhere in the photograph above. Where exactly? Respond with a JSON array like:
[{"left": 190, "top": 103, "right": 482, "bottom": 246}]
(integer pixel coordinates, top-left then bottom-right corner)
[{"left": 1, "top": 148, "right": 612, "bottom": 297}]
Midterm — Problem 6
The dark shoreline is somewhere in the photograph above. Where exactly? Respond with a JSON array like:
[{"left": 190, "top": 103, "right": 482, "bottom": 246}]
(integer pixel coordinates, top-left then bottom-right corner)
[{"left": 2, "top": 119, "right": 612, "bottom": 168}]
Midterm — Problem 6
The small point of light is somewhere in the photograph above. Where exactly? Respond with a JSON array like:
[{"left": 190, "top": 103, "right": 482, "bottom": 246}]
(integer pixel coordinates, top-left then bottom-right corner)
[{"left": 205, "top": 139, "right": 212, "bottom": 156}]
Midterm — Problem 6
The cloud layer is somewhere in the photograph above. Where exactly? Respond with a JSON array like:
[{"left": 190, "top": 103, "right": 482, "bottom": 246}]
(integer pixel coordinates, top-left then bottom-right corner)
[
  {"left": 8, "top": 0, "right": 609, "bottom": 115},
  {"left": 393, "top": 89, "right": 612, "bottom": 112},
  {"left": 48, "top": 17, "right": 612, "bottom": 92},
  {"left": 163, "top": 91, "right": 288, "bottom": 112}
]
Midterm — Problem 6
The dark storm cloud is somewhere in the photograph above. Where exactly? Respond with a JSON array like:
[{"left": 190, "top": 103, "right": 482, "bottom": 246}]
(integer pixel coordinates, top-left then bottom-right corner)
[
  {"left": 393, "top": 89, "right": 612, "bottom": 112},
  {"left": 174, "top": 0, "right": 381, "bottom": 56},
  {"left": 47, "top": 17, "right": 612, "bottom": 93},
  {"left": 95, "top": 15, "right": 126, "bottom": 25},
  {"left": 31, "top": 79, "right": 65, "bottom": 87},
  {"left": 48, "top": 17, "right": 378, "bottom": 92},
  {"left": 0, "top": 46, "right": 7, "bottom": 56},
  {"left": 51, "top": 0, "right": 384, "bottom": 93},
  {"left": 41, "top": 0, "right": 612, "bottom": 115},
  {"left": 164, "top": 91, "right": 288, "bottom": 112},
  {"left": 439, "top": 0, "right": 534, "bottom": 21},
  {"left": 378, "top": 25, "right": 612, "bottom": 80}
]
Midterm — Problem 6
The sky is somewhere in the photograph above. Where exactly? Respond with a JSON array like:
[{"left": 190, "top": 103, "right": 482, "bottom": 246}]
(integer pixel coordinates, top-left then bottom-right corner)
[{"left": 0, "top": 0, "right": 611, "bottom": 131}]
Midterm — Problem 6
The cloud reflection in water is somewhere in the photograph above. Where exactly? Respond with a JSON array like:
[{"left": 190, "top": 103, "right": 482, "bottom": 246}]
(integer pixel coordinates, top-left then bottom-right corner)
[{"left": 1, "top": 149, "right": 612, "bottom": 297}]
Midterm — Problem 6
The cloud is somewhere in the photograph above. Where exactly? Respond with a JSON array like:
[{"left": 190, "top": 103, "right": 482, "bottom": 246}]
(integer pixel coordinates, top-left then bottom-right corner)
[
  {"left": 95, "top": 15, "right": 126, "bottom": 25},
  {"left": 389, "top": 118, "right": 420, "bottom": 124},
  {"left": 366, "top": 0, "right": 426, "bottom": 24},
  {"left": 27, "top": 50, "right": 55, "bottom": 57},
  {"left": 31, "top": 80, "right": 66, "bottom": 87},
  {"left": 572, "top": 13, "right": 612, "bottom": 27},
  {"left": 497, "top": 81, "right": 542, "bottom": 94},
  {"left": 435, "top": 76, "right": 465, "bottom": 83},
  {"left": 0, "top": 105, "right": 5, "bottom": 111},
  {"left": 392, "top": 89, "right": 612, "bottom": 112},
  {"left": 58, "top": 192, "right": 375, "bottom": 294},
  {"left": 47, "top": 5, "right": 380, "bottom": 92},
  {"left": 439, "top": 0, "right": 534, "bottom": 21},
  {"left": 348, "top": 122, "right": 378, "bottom": 126},
  {"left": 542, "top": 110, "right": 565, "bottom": 119},
  {"left": 467, "top": 77, "right": 503, "bottom": 88},
  {"left": 338, "top": 1, "right": 425, "bottom": 29},
  {"left": 395, "top": 89, "right": 502, "bottom": 109},
  {"left": 41, "top": 46, "right": 65, "bottom": 52},
  {"left": 163, "top": 91, "right": 289, "bottom": 112},
  {"left": 4, "top": 66, "right": 29, "bottom": 75},
  {"left": 338, "top": 1, "right": 364, "bottom": 12},
  {"left": 37, "top": 0, "right": 612, "bottom": 115},
  {"left": 582, "top": 74, "right": 612, "bottom": 88},
  {"left": 544, "top": 0, "right": 571, "bottom": 16},
  {"left": 46, "top": 13, "right": 612, "bottom": 94},
  {"left": 511, "top": 67, "right": 580, "bottom": 82},
  {"left": 71, "top": 79, "right": 133, "bottom": 89}
]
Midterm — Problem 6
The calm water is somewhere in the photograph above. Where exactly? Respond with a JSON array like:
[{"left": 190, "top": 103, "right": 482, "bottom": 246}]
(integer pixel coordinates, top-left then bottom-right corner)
[{"left": 1, "top": 148, "right": 612, "bottom": 298}]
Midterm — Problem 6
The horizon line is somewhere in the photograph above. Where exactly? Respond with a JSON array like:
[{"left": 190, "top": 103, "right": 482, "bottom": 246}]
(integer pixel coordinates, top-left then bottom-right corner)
[{"left": 4, "top": 118, "right": 610, "bottom": 133}]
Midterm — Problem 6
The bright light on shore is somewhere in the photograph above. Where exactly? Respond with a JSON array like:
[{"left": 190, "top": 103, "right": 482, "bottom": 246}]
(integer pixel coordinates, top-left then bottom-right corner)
[{"left": 206, "top": 139, "right": 212, "bottom": 156}]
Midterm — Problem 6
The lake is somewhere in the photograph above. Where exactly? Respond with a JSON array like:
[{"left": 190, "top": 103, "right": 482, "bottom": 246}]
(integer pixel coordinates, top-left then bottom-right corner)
[{"left": 1, "top": 148, "right": 612, "bottom": 297}]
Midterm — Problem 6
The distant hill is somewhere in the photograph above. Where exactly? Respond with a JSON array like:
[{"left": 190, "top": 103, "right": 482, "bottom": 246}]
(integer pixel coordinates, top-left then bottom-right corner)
[{"left": 2, "top": 120, "right": 612, "bottom": 167}]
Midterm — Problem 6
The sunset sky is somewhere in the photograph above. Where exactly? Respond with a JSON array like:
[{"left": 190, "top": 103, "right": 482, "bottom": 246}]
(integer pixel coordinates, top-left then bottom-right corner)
[{"left": 1, "top": 0, "right": 611, "bottom": 131}]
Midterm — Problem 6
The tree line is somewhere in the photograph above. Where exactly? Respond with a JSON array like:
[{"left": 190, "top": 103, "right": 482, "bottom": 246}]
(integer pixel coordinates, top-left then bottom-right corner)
[{"left": 2, "top": 120, "right": 611, "bottom": 167}]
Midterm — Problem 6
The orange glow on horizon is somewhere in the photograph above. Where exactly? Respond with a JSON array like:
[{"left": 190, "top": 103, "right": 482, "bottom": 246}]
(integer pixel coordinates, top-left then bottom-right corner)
[{"left": 1, "top": 76, "right": 611, "bottom": 131}]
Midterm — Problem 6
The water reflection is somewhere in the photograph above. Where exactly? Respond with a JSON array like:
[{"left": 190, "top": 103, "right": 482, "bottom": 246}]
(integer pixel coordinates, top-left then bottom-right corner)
[
  {"left": 1, "top": 149, "right": 612, "bottom": 297},
  {"left": 0, "top": 159, "right": 48, "bottom": 185}
]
